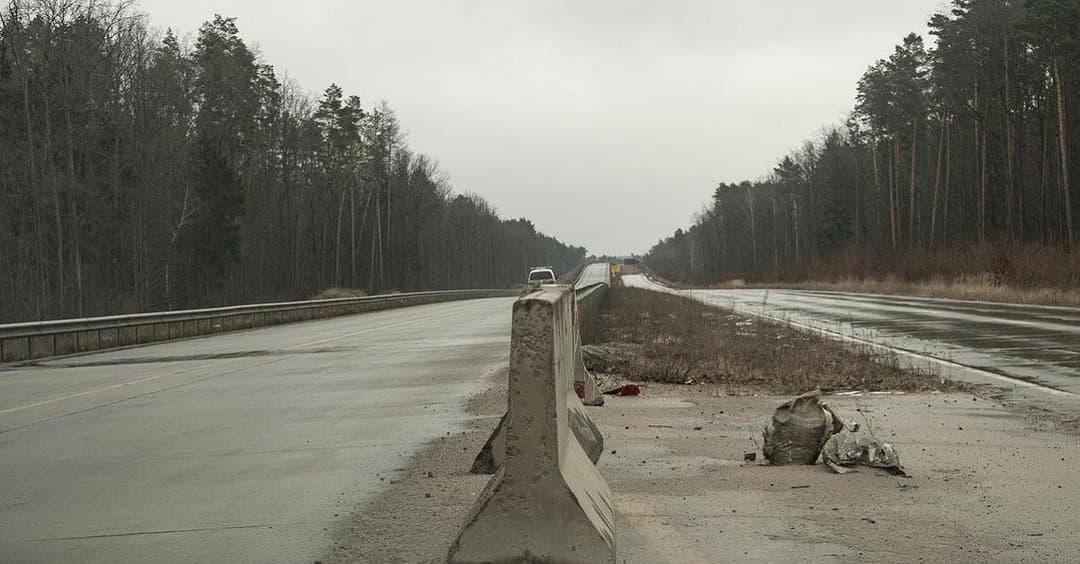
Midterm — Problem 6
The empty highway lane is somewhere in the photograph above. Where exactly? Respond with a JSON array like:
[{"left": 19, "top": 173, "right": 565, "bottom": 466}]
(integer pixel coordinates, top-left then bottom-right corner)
[{"left": 0, "top": 297, "right": 513, "bottom": 563}]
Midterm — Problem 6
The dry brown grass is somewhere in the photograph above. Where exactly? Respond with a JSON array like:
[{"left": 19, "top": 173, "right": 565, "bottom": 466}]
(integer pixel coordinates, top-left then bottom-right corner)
[
  {"left": 591, "top": 286, "right": 966, "bottom": 394},
  {"left": 313, "top": 287, "right": 368, "bottom": 299},
  {"left": 790, "top": 242, "right": 1080, "bottom": 307},
  {"left": 653, "top": 242, "right": 1080, "bottom": 307},
  {"left": 776, "top": 273, "right": 1080, "bottom": 307}
]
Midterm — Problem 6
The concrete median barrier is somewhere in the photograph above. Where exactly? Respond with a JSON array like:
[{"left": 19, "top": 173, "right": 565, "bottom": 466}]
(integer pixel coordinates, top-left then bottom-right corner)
[
  {"left": 449, "top": 286, "right": 616, "bottom": 564},
  {"left": 574, "top": 282, "right": 607, "bottom": 344},
  {"left": 470, "top": 286, "right": 604, "bottom": 475},
  {"left": 573, "top": 282, "right": 606, "bottom": 406}
]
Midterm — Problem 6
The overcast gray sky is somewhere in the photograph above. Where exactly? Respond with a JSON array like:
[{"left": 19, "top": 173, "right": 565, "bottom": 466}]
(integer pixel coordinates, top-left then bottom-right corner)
[{"left": 139, "top": 0, "right": 945, "bottom": 256}]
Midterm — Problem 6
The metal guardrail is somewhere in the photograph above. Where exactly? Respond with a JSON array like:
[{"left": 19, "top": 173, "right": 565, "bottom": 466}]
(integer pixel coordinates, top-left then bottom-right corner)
[{"left": 0, "top": 289, "right": 518, "bottom": 363}]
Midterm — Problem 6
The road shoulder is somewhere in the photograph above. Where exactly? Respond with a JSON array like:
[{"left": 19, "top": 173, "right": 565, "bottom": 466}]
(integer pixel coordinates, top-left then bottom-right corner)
[
  {"left": 326, "top": 370, "right": 509, "bottom": 564},
  {"left": 330, "top": 380, "right": 1079, "bottom": 563}
]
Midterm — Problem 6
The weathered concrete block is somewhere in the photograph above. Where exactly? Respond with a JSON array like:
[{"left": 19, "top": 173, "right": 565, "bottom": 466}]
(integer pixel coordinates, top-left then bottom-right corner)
[
  {"left": 470, "top": 288, "right": 604, "bottom": 475},
  {"left": 449, "top": 286, "right": 616, "bottom": 564}
]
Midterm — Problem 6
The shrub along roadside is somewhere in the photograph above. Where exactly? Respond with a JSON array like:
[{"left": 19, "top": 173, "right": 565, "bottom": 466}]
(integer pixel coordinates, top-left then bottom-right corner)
[{"left": 652, "top": 243, "right": 1080, "bottom": 308}]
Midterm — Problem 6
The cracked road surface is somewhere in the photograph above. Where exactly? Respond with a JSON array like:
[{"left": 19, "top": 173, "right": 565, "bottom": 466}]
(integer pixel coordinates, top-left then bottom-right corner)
[{"left": 0, "top": 298, "right": 512, "bottom": 563}]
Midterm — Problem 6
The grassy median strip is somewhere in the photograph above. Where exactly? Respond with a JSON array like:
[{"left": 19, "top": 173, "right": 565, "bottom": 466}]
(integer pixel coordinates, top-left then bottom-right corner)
[{"left": 589, "top": 286, "right": 966, "bottom": 394}]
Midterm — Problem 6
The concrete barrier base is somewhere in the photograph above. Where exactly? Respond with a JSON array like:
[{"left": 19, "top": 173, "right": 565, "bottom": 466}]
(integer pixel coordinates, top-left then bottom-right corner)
[
  {"left": 469, "top": 414, "right": 505, "bottom": 475},
  {"left": 451, "top": 450, "right": 616, "bottom": 564},
  {"left": 470, "top": 405, "right": 603, "bottom": 474}
]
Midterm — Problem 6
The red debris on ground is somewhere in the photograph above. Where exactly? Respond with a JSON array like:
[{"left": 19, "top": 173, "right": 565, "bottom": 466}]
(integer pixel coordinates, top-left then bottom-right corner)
[{"left": 603, "top": 384, "right": 640, "bottom": 396}]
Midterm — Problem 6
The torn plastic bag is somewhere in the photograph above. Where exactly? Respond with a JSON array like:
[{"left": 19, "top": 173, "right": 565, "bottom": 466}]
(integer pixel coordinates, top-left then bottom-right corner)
[
  {"left": 763, "top": 390, "right": 844, "bottom": 465},
  {"left": 821, "top": 428, "right": 908, "bottom": 476}
]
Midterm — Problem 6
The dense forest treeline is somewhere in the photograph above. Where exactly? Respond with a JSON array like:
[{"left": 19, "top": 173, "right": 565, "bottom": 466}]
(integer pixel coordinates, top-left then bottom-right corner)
[
  {"left": 648, "top": 0, "right": 1080, "bottom": 288},
  {"left": 0, "top": 0, "right": 585, "bottom": 323}
]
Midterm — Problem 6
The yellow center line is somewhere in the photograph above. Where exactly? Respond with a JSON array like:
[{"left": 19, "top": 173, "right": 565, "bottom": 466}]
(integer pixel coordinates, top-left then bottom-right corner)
[
  {"left": 0, "top": 309, "right": 462, "bottom": 417},
  {"left": 0, "top": 362, "right": 218, "bottom": 416}
]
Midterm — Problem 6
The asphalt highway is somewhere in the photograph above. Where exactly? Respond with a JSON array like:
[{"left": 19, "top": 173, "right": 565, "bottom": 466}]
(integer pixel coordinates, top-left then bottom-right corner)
[
  {"left": 0, "top": 297, "right": 514, "bottom": 563},
  {"left": 623, "top": 274, "right": 1080, "bottom": 415}
]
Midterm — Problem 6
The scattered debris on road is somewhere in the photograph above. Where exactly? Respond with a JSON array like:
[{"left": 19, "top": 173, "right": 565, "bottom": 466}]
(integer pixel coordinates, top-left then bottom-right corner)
[
  {"left": 760, "top": 389, "right": 908, "bottom": 475},
  {"left": 762, "top": 390, "right": 843, "bottom": 465},
  {"left": 822, "top": 426, "right": 908, "bottom": 476},
  {"left": 603, "top": 383, "right": 641, "bottom": 396}
]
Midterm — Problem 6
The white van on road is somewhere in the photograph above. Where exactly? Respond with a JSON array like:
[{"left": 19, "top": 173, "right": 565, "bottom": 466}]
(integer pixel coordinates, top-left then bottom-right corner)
[{"left": 527, "top": 266, "right": 557, "bottom": 289}]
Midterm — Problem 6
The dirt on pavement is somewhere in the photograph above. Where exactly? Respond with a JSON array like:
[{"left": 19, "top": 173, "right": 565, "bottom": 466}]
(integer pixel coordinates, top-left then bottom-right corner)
[{"left": 327, "top": 376, "right": 1079, "bottom": 563}]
